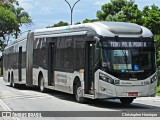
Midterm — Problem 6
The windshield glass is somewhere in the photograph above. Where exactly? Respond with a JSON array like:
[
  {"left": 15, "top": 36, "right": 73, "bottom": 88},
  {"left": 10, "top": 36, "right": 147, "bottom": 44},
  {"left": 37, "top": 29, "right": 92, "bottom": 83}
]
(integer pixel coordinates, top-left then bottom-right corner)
[
  {"left": 104, "top": 49, "right": 154, "bottom": 71},
  {"left": 101, "top": 38, "right": 156, "bottom": 80}
]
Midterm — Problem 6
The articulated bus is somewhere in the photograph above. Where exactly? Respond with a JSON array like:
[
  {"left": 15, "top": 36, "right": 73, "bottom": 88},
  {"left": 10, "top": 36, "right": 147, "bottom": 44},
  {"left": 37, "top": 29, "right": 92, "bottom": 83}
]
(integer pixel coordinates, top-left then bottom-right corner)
[{"left": 3, "top": 22, "right": 157, "bottom": 105}]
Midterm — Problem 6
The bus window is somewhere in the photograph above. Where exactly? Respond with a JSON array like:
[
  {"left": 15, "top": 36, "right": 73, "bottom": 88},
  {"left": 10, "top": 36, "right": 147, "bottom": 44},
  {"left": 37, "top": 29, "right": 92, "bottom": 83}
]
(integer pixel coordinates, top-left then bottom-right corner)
[
  {"left": 56, "top": 37, "right": 65, "bottom": 69},
  {"left": 64, "top": 37, "right": 74, "bottom": 70},
  {"left": 74, "top": 36, "right": 85, "bottom": 70}
]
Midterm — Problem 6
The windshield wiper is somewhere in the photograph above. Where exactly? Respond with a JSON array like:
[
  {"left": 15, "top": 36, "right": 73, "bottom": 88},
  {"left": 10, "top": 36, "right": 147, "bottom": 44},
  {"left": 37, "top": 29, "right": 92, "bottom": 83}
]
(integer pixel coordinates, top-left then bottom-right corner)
[{"left": 122, "top": 50, "right": 129, "bottom": 72}]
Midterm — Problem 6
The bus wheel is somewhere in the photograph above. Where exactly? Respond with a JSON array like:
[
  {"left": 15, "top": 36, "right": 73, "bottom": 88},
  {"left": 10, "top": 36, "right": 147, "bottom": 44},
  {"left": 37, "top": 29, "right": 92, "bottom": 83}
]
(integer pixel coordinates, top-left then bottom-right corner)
[
  {"left": 11, "top": 73, "right": 15, "bottom": 87},
  {"left": 9, "top": 81, "right": 13, "bottom": 87},
  {"left": 75, "top": 82, "right": 86, "bottom": 103},
  {"left": 8, "top": 73, "right": 12, "bottom": 87},
  {"left": 120, "top": 98, "right": 134, "bottom": 105},
  {"left": 40, "top": 76, "right": 46, "bottom": 93},
  {"left": 12, "top": 83, "right": 17, "bottom": 88}
]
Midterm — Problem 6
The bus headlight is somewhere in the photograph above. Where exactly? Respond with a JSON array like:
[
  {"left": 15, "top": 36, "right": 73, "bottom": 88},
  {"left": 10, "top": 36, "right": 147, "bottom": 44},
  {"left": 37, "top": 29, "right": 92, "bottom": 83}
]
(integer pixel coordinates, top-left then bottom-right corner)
[
  {"left": 151, "top": 75, "right": 157, "bottom": 84},
  {"left": 99, "top": 73, "right": 114, "bottom": 84}
]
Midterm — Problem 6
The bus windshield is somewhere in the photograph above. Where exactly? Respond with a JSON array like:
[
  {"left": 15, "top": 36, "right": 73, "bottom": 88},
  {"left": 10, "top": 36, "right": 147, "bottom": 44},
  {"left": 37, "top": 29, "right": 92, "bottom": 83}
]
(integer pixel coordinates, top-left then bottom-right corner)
[
  {"left": 101, "top": 39, "right": 156, "bottom": 80},
  {"left": 103, "top": 49, "right": 154, "bottom": 71}
]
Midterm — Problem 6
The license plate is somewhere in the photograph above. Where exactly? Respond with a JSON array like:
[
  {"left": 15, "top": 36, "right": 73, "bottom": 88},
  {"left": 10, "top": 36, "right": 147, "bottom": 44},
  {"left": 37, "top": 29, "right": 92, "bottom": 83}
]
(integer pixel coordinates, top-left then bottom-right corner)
[{"left": 128, "top": 92, "right": 138, "bottom": 96}]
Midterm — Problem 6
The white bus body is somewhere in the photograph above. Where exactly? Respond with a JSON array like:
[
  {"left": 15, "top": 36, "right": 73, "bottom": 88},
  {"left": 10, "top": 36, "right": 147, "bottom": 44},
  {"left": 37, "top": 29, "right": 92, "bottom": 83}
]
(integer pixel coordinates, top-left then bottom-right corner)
[{"left": 3, "top": 22, "right": 157, "bottom": 105}]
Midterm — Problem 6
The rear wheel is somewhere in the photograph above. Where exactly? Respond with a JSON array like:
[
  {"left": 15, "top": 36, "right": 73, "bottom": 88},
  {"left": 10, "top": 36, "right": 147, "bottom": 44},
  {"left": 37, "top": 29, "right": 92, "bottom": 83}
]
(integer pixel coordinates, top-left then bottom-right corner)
[
  {"left": 8, "top": 73, "right": 12, "bottom": 87},
  {"left": 9, "top": 81, "right": 13, "bottom": 87},
  {"left": 10, "top": 73, "right": 14, "bottom": 87},
  {"left": 120, "top": 98, "right": 134, "bottom": 105},
  {"left": 11, "top": 74, "right": 18, "bottom": 88},
  {"left": 40, "top": 76, "right": 46, "bottom": 93},
  {"left": 75, "top": 82, "right": 86, "bottom": 103},
  {"left": 12, "top": 82, "right": 17, "bottom": 88}
]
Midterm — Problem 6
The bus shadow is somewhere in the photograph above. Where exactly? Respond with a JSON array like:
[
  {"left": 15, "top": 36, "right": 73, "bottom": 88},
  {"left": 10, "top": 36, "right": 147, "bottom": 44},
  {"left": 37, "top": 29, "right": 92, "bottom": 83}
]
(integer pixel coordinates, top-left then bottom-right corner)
[
  {"left": 7, "top": 84, "right": 40, "bottom": 91},
  {"left": 10, "top": 85, "right": 160, "bottom": 111},
  {"left": 85, "top": 99, "right": 160, "bottom": 111},
  {"left": 47, "top": 89, "right": 160, "bottom": 111}
]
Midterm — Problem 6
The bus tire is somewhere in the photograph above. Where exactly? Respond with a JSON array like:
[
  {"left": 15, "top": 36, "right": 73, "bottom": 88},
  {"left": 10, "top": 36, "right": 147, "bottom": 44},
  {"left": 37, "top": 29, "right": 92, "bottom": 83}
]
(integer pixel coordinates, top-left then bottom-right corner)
[
  {"left": 8, "top": 73, "right": 12, "bottom": 87},
  {"left": 75, "top": 81, "right": 86, "bottom": 103},
  {"left": 40, "top": 76, "right": 46, "bottom": 93},
  {"left": 120, "top": 98, "right": 134, "bottom": 105},
  {"left": 11, "top": 73, "right": 14, "bottom": 87}
]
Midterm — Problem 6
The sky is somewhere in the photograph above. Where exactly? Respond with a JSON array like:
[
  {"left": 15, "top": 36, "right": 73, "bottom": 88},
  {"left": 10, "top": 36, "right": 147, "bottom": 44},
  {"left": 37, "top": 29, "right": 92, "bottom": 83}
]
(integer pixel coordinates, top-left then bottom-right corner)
[{"left": 18, "top": 0, "right": 160, "bottom": 32}]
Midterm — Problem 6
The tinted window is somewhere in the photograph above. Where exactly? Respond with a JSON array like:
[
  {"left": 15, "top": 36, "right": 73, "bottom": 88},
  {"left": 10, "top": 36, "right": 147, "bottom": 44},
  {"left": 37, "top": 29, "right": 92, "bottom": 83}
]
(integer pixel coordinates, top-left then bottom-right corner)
[
  {"left": 56, "top": 37, "right": 65, "bottom": 69},
  {"left": 74, "top": 36, "right": 85, "bottom": 70},
  {"left": 64, "top": 36, "right": 74, "bottom": 69}
]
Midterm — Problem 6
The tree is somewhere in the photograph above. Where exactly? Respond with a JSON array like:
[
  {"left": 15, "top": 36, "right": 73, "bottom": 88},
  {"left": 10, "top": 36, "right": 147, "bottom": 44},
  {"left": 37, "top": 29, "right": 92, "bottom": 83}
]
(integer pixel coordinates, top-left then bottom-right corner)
[
  {"left": 96, "top": 0, "right": 127, "bottom": 20},
  {"left": 0, "top": 6, "right": 17, "bottom": 40},
  {"left": 74, "top": 22, "right": 81, "bottom": 25},
  {"left": 53, "top": 21, "right": 69, "bottom": 27},
  {"left": 83, "top": 19, "right": 99, "bottom": 23},
  {"left": 14, "top": 7, "right": 32, "bottom": 38},
  {"left": 97, "top": 0, "right": 143, "bottom": 25},
  {"left": 0, "top": 6, "right": 18, "bottom": 51},
  {"left": 0, "top": 0, "right": 18, "bottom": 4},
  {"left": 0, "top": 1, "right": 32, "bottom": 51},
  {"left": 142, "top": 5, "right": 160, "bottom": 35},
  {"left": 141, "top": 5, "right": 160, "bottom": 65}
]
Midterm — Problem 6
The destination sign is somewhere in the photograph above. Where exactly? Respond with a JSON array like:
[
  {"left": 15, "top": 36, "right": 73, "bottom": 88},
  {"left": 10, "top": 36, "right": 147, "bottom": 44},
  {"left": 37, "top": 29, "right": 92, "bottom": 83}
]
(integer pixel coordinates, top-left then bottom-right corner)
[
  {"left": 110, "top": 42, "right": 146, "bottom": 47},
  {"left": 104, "top": 42, "right": 153, "bottom": 48}
]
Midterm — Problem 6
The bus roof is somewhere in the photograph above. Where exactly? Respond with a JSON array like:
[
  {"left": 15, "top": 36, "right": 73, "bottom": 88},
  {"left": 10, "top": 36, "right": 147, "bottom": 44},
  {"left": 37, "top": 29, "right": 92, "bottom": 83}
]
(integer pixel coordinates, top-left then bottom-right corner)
[
  {"left": 34, "top": 22, "right": 153, "bottom": 38},
  {"left": 6, "top": 22, "right": 153, "bottom": 49}
]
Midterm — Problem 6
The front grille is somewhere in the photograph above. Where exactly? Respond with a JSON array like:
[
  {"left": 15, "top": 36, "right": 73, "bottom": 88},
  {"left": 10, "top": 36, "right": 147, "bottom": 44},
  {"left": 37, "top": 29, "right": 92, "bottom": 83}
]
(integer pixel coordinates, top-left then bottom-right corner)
[{"left": 107, "top": 69, "right": 155, "bottom": 80}]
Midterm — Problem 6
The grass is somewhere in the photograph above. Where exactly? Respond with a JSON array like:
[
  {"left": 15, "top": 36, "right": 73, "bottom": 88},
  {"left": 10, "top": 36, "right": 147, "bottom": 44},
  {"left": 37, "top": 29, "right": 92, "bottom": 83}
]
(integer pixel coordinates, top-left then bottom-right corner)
[
  {"left": 156, "top": 68, "right": 160, "bottom": 96},
  {"left": 156, "top": 85, "right": 160, "bottom": 96}
]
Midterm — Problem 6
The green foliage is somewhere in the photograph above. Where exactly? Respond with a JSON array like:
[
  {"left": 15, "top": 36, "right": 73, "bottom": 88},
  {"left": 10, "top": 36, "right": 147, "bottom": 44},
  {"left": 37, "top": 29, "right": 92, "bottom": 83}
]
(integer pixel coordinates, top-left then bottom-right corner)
[
  {"left": 97, "top": 0, "right": 143, "bottom": 25},
  {"left": 0, "top": 1, "right": 32, "bottom": 51},
  {"left": 0, "top": 5, "right": 17, "bottom": 51},
  {"left": 74, "top": 22, "right": 81, "bottom": 25},
  {"left": 83, "top": 19, "right": 99, "bottom": 23},
  {"left": 157, "top": 85, "right": 160, "bottom": 96},
  {"left": 157, "top": 67, "right": 160, "bottom": 86},
  {"left": 157, "top": 68, "right": 160, "bottom": 96},
  {"left": 14, "top": 7, "right": 32, "bottom": 38},
  {"left": 154, "top": 35, "right": 160, "bottom": 66},
  {"left": 53, "top": 21, "right": 69, "bottom": 27},
  {"left": 142, "top": 5, "right": 160, "bottom": 35},
  {"left": 0, "top": 0, "right": 18, "bottom": 4},
  {"left": 97, "top": 0, "right": 127, "bottom": 20},
  {"left": 0, "top": 6, "right": 18, "bottom": 39}
]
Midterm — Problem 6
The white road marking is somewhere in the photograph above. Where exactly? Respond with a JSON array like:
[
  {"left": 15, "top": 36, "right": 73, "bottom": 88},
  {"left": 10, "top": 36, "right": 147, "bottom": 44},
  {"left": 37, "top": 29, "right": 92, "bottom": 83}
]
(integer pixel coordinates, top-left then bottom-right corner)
[
  {"left": 0, "top": 99, "right": 20, "bottom": 120},
  {"left": 0, "top": 90, "right": 53, "bottom": 100}
]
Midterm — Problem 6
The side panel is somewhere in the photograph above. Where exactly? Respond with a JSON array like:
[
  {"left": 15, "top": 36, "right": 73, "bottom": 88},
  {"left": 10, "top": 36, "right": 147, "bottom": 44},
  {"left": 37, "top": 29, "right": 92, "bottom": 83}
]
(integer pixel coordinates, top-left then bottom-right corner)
[
  {"left": 18, "top": 38, "right": 27, "bottom": 84},
  {"left": 26, "top": 32, "right": 34, "bottom": 86},
  {"left": 17, "top": 39, "right": 27, "bottom": 84},
  {"left": 3, "top": 37, "right": 27, "bottom": 84},
  {"left": 33, "top": 37, "right": 48, "bottom": 85},
  {"left": 54, "top": 35, "right": 86, "bottom": 93}
]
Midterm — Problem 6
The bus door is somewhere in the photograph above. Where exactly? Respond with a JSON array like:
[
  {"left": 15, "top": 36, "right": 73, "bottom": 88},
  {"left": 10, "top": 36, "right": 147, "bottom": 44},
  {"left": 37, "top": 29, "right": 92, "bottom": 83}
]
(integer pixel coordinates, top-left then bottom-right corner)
[
  {"left": 85, "top": 42, "right": 95, "bottom": 94},
  {"left": 48, "top": 42, "right": 56, "bottom": 86},
  {"left": 18, "top": 47, "right": 22, "bottom": 82}
]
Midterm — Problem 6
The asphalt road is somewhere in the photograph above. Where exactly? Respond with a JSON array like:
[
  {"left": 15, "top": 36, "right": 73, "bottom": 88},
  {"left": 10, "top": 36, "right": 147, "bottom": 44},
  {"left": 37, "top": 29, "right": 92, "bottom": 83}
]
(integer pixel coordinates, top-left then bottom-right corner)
[{"left": 0, "top": 77, "right": 160, "bottom": 120}]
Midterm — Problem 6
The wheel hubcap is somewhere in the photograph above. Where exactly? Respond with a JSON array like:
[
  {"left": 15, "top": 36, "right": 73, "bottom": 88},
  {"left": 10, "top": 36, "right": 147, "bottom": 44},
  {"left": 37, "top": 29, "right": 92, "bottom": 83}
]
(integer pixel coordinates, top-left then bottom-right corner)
[
  {"left": 40, "top": 79, "right": 44, "bottom": 91},
  {"left": 77, "top": 87, "right": 82, "bottom": 98}
]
